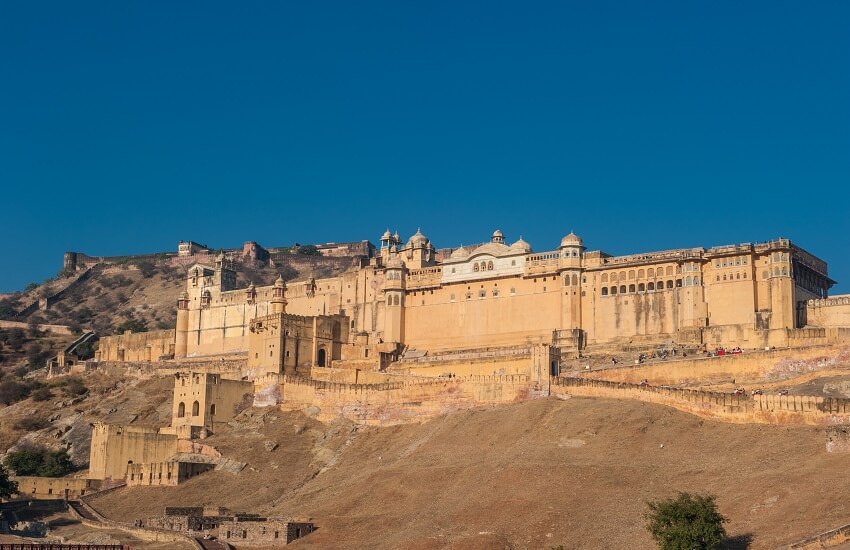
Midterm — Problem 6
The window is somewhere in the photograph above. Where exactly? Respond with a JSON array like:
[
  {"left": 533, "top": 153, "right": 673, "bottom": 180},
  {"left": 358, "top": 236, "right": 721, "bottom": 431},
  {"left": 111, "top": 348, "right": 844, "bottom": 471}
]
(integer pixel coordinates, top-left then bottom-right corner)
[
  {"left": 466, "top": 292, "right": 472, "bottom": 300},
  {"left": 648, "top": 282, "right": 654, "bottom": 291},
  {"left": 178, "top": 402, "right": 185, "bottom": 418},
  {"left": 510, "top": 288, "right": 516, "bottom": 296},
  {"left": 492, "top": 289, "right": 499, "bottom": 297},
  {"left": 628, "top": 270, "right": 635, "bottom": 280},
  {"left": 488, "top": 261, "right": 494, "bottom": 270},
  {"left": 602, "top": 287, "right": 608, "bottom": 296},
  {"left": 192, "top": 401, "right": 200, "bottom": 416},
  {"left": 638, "top": 283, "right": 645, "bottom": 292},
  {"left": 619, "top": 285, "right": 626, "bottom": 294},
  {"left": 474, "top": 264, "right": 479, "bottom": 272},
  {"left": 601, "top": 273, "right": 609, "bottom": 283},
  {"left": 629, "top": 284, "right": 635, "bottom": 293},
  {"left": 210, "top": 404, "right": 216, "bottom": 415},
  {"left": 450, "top": 294, "right": 456, "bottom": 302}
]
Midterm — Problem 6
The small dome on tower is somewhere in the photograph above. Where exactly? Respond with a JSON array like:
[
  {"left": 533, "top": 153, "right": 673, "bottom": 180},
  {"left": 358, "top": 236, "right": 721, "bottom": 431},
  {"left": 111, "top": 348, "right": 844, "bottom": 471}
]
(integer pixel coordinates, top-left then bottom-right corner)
[
  {"left": 492, "top": 229, "right": 505, "bottom": 244},
  {"left": 273, "top": 275, "right": 286, "bottom": 288},
  {"left": 408, "top": 228, "right": 429, "bottom": 247},
  {"left": 560, "top": 232, "right": 583, "bottom": 247},
  {"left": 450, "top": 246, "right": 470, "bottom": 260},
  {"left": 179, "top": 291, "right": 189, "bottom": 300},
  {"left": 381, "top": 229, "right": 392, "bottom": 241},
  {"left": 510, "top": 238, "right": 532, "bottom": 253}
]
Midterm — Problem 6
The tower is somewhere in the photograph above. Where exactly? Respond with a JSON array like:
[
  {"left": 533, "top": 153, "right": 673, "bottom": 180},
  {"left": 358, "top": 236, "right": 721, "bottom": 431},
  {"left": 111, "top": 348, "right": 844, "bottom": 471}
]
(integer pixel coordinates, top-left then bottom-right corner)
[
  {"left": 559, "top": 232, "right": 585, "bottom": 330},
  {"left": 382, "top": 256, "right": 405, "bottom": 343},
  {"left": 271, "top": 276, "right": 288, "bottom": 314},
  {"left": 175, "top": 291, "right": 190, "bottom": 358},
  {"left": 404, "top": 229, "right": 435, "bottom": 269}
]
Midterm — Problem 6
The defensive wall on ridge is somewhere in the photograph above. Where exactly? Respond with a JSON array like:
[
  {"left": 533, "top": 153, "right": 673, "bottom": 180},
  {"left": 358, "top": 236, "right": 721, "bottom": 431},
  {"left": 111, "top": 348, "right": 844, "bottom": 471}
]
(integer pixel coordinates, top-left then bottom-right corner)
[
  {"left": 577, "top": 345, "right": 850, "bottom": 386},
  {"left": 552, "top": 377, "right": 850, "bottom": 426},
  {"left": 280, "top": 374, "right": 541, "bottom": 425}
]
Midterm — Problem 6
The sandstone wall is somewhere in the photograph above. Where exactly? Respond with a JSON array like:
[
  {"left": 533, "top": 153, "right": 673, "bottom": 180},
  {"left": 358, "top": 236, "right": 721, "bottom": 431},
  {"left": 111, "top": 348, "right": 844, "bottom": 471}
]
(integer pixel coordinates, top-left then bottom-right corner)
[
  {"left": 579, "top": 346, "right": 849, "bottom": 386},
  {"left": 280, "top": 374, "right": 537, "bottom": 425},
  {"left": 97, "top": 329, "right": 175, "bottom": 362},
  {"left": 552, "top": 377, "right": 850, "bottom": 425}
]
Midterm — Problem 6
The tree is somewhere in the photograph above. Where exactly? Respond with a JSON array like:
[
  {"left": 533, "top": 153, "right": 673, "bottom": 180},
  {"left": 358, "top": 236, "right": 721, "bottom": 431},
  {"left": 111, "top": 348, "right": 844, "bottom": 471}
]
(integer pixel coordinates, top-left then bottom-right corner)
[
  {"left": 4, "top": 446, "right": 73, "bottom": 477},
  {"left": 115, "top": 318, "right": 148, "bottom": 334},
  {"left": 296, "top": 245, "right": 322, "bottom": 256},
  {"left": 644, "top": 492, "right": 727, "bottom": 550},
  {"left": 0, "top": 465, "right": 18, "bottom": 499}
]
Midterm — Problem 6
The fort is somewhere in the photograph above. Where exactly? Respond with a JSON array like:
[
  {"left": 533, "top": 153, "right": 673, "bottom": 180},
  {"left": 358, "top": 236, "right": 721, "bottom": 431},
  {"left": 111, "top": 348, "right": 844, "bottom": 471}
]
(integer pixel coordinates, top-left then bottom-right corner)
[{"left": 35, "top": 229, "right": 850, "bottom": 545}]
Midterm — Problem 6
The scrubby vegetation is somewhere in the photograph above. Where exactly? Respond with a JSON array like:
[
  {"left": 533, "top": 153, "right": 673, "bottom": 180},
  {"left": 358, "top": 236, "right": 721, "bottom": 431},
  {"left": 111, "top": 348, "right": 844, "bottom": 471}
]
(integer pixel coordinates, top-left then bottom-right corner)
[{"left": 4, "top": 446, "right": 74, "bottom": 477}]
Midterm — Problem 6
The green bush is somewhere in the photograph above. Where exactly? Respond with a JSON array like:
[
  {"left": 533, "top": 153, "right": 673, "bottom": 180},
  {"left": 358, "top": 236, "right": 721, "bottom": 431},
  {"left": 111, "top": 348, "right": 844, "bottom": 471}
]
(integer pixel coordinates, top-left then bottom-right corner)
[
  {"left": 115, "top": 318, "right": 147, "bottom": 334},
  {"left": 5, "top": 447, "right": 73, "bottom": 477},
  {"left": 645, "top": 492, "right": 727, "bottom": 550},
  {"left": 0, "top": 380, "right": 33, "bottom": 405}
]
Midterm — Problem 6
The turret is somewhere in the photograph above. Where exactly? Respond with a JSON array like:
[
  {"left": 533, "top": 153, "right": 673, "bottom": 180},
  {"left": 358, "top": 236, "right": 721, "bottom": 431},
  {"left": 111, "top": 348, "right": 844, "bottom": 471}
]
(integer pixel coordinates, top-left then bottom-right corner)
[
  {"left": 271, "top": 276, "right": 288, "bottom": 314},
  {"left": 175, "top": 291, "right": 190, "bottom": 358},
  {"left": 559, "top": 232, "right": 585, "bottom": 330}
]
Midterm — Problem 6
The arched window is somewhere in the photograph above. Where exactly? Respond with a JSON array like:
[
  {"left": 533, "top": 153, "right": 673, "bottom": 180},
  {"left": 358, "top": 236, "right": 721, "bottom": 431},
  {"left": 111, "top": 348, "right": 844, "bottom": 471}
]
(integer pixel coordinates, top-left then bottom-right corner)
[
  {"left": 629, "top": 284, "right": 635, "bottom": 293},
  {"left": 474, "top": 264, "right": 479, "bottom": 272},
  {"left": 638, "top": 269, "right": 645, "bottom": 279},
  {"left": 619, "top": 285, "right": 626, "bottom": 294},
  {"left": 628, "top": 270, "right": 635, "bottom": 280},
  {"left": 666, "top": 266, "right": 673, "bottom": 276},
  {"left": 601, "top": 273, "right": 608, "bottom": 283},
  {"left": 723, "top": 274, "right": 727, "bottom": 281},
  {"left": 638, "top": 283, "right": 645, "bottom": 292},
  {"left": 488, "top": 261, "right": 494, "bottom": 270},
  {"left": 572, "top": 274, "right": 578, "bottom": 286},
  {"left": 742, "top": 273, "right": 746, "bottom": 279},
  {"left": 693, "top": 277, "right": 700, "bottom": 285},
  {"left": 610, "top": 273, "right": 617, "bottom": 283},
  {"left": 619, "top": 271, "right": 626, "bottom": 281},
  {"left": 611, "top": 286, "right": 618, "bottom": 295},
  {"left": 210, "top": 404, "right": 216, "bottom": 415},
  {"left": 656, "top": 267, "right": 664, "bottom": 277},
  {"left": 736, "top": 273, "right": 740, "bottom": 279},
  {"left": 192, "top": 401, "right": 199, "bottom": 417},
  {"left": 602, "top": 287, "right": 608, "bottom": 296},
  {"left": 178, "top": 402, "right": 185, "bottom": 418},
  {"left": 564, "top": 275, "right": 571, "bottom": 286},
  {"left": 648, "top": 282, "right": 655, "bottom": 291}
]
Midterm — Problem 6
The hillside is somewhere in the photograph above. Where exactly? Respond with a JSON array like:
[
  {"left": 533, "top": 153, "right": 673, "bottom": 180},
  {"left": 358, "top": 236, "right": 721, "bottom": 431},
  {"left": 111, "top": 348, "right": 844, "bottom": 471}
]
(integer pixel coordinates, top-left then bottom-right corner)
[
  {"left": 0, "top": 250, "right": 361, "bottom": 341},
  {"left": 86, "top": 396, "right": 850, "bottom": 549}
]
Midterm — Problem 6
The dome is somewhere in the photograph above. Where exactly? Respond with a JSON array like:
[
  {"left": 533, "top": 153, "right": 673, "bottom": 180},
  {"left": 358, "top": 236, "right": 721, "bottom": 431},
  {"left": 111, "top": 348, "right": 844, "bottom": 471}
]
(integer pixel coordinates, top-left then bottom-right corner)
[
  {"left": 450, "top": 246, "right": 470, "bottom": 260},
  {"left": 381, "top": 229, "right": 392, "bottom": 241},
  {"left": 407, "top": 228, "right": 429, "bottom": 247},
  {"left": 510, "top": 237, "right": 532, "bottom": 253},
  {"left": 492, "top": 229, "right": 505, "bottom": 244},
  {"left": 560, "top": 231, "right": 583, "bottom": 247},
  {"left": 273, "top": 275, "right": 286, "bottom": 288},
  {"left": 470, "top": 242, "right": 511, "bottom": 258}
]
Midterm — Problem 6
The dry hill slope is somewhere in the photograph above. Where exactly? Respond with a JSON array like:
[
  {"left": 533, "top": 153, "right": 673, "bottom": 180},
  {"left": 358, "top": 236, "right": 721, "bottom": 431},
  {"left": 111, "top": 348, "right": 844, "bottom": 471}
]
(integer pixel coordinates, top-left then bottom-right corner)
[{"left": 89, "top": 396, "right": 849, "bottom": 549}]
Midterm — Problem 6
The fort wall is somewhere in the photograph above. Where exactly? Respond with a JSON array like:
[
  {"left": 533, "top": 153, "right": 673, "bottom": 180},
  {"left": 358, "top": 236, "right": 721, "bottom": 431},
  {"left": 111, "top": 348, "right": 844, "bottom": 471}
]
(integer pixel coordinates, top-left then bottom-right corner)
[
  {"left": 579, "top": 345, "right": 849, "bottom": 386},
  {"left": 89, "top": 424, "right": 178, "bottom": 481},
  {"left": 808, "top": 295, "right": 850, "bottom": 328},
  {"left": 97, "top": 329, "right": 175, "bottom": 362},
  {"left": 12, "top": 476, "right": 99, "bottom": 500},
  {"left": 552, "top": 377, "right": 850, "bottom": 426},
  {"left": 280, "top": 374, "right": 537, "bottom": 425}
]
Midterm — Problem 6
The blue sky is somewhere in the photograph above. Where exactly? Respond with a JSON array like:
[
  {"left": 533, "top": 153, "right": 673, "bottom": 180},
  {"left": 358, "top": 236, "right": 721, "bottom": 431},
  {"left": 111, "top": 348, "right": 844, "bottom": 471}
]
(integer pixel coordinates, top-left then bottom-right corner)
[{"left": 1, "top": 1, "right": 848, "bottom": 293}]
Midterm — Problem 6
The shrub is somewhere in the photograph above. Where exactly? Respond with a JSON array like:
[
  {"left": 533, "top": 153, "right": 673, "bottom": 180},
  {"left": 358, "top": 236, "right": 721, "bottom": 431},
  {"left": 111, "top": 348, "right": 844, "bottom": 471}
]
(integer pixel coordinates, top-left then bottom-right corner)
[
  {"left": 31, "top": 387, "right": 53, "bottom": 402},
  {"left": 0, "top": 465, "right": 17, "bottom": 498},
  {"left": 645, "top": 492, "right": 727, "bottom": 550},
  {"left": 296, "top": 245, "right": 321, "bottom": 256},
  {"left": 115, "top": 318, "right": 147, "bottom": 334},
  {"left": 58, "top": 377, "right": 87, "bottom": 397},
  {"left": 13, "top": 417, "right": 49, "bottom": 431},
  {"left": 0, "top": 380, "right": 32, "bottom": 405},
  {"left": 4, "top": 447, "right": 73, "bottom": 477}
]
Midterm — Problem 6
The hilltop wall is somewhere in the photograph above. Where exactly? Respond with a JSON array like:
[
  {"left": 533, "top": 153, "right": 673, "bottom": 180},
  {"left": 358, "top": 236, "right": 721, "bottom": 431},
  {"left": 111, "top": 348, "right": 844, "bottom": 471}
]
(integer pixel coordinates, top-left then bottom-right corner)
[
  {"left": 579, "top": 345, "right": 850, "bottom": 386},
  {"left": 97, "top": 329, "right": 176, "bottom": 362},
  {"left": 552, "top": 377, "right": 850, "bottom": 426},
  {"left": 280, "top": 374, "right": 539, "bottom": 425}
]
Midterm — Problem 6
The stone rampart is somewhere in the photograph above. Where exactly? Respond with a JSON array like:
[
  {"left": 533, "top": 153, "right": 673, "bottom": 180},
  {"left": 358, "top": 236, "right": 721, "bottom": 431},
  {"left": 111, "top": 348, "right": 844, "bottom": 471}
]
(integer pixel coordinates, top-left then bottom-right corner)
[
  {"left": 280, "top": 374, "right": 535, "bottom": 425},
  {"left": 552, "top": 377, "right": 850, "bottom": 425},
  {"left": 579, "top": 345, "right": 849, "bottom": 386}
]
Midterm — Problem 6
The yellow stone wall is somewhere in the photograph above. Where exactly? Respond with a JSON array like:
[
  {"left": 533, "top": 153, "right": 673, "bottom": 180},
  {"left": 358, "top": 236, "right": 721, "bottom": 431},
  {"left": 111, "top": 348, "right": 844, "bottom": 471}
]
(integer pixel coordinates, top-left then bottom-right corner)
[{"left": 89, "top": 423, "right": 178, "bottom": 480}]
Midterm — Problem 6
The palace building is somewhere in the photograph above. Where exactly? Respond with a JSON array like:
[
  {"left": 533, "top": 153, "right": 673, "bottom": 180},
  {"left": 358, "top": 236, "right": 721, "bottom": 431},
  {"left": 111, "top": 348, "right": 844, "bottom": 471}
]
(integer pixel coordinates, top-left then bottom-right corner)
[{"left": 165, "top": 229, "right": 837, "bottom": 373}]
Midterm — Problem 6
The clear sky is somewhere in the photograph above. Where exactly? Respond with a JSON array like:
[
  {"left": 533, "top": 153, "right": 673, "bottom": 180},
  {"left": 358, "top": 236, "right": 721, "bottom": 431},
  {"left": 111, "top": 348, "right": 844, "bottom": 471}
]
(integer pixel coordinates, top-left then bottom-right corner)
[{"left": 1, "top": 1, "right": 848, "bottom": 294}]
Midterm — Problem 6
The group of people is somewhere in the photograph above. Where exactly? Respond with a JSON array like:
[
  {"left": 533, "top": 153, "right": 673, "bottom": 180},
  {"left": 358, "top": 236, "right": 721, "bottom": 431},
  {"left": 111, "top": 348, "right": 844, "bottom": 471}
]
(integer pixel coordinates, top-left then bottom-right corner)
[{"left": 708, "top": 346, "right": 744, "bottom": 357}]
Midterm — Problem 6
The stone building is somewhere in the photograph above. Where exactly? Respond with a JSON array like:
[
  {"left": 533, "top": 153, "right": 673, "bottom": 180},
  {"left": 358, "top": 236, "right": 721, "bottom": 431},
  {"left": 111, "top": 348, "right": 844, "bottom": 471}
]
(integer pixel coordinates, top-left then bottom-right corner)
[
  {"left": 170, "top": 229, "right": 837, "bottom": 360},
  {"left": 169, "top": 372, "right": 254, "bottom": 438}
]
